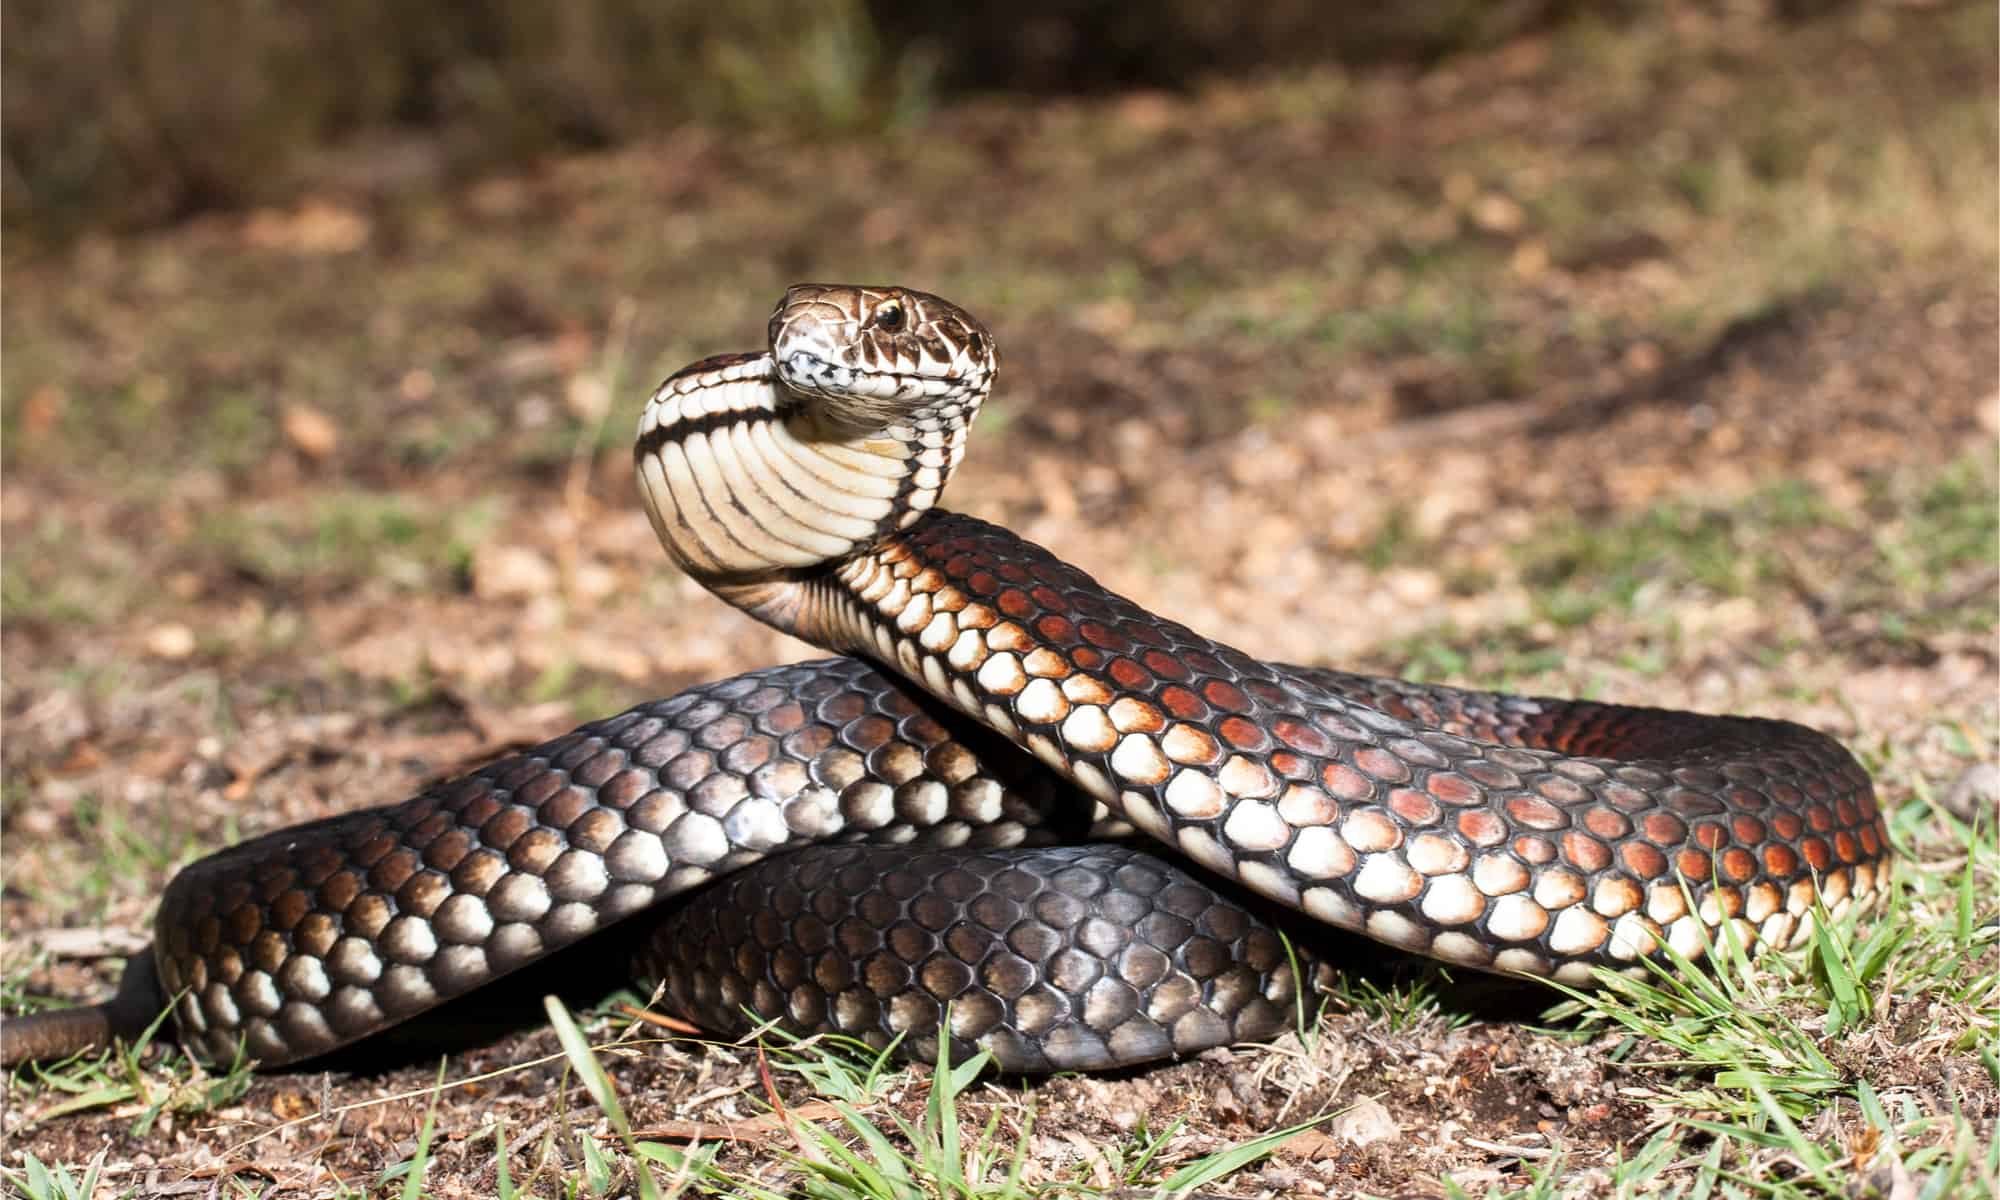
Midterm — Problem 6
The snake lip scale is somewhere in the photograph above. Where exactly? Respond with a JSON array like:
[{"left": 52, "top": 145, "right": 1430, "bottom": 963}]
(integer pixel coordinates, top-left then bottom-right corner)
[{"left": 1, "top": 284, "right": 1889, "bottom": 1075}]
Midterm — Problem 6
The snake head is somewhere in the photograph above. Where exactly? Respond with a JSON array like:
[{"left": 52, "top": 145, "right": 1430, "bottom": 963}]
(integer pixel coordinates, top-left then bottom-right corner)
[{"left": 769, "top": 284, "right": 996, "bottom": 433}]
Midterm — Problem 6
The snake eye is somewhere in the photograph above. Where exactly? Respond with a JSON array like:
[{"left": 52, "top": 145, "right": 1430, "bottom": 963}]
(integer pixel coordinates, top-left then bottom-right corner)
[{"left": 873, "top": 300, "right": 905, "bottom": 332}]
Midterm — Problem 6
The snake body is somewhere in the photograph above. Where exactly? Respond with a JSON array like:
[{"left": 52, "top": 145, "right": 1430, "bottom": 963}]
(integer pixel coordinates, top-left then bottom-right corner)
[{"left": 1, "top": 285, "right": 1888, "bottom": 1074}]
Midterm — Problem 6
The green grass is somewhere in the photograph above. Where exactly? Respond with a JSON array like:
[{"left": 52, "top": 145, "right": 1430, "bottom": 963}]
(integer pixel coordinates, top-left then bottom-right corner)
[
  {"left": 1384, "top": 452, "right": 1998, "bottom": 688},
  {"left": 1520, "top": 456, "right": 1996, "bottom": 634},
  {"left": 192, "top": 491, "right": 501, "bottom": 597},
  {"left": 1321, "top": 970, "right": 1476, "bottom": 1038},
  {"left": 1, "top": 994, "right": 255, "bottom": 1139},
  {"left": 0, "top": 512, "right": 147, "bottom": 628},
  {"left": 3, "top": 490, "right": 505, "bottom": 631},
  {"left": 6, "top": 1151, "right": 108, "bottom": 1200},
  {"left": 7, "top": 3, "right": 1991, "bottom": 483},
  {"left": 528, "top": 1002, "right": 1345, "bottom": 1199},
  {"left": 0, "top": 792, "right": 213, "bottom": 926},
  {"left": 1517, "top": 478, "right": 1831, "bottom": 630},
  {"left": 1527, "top": 792, "right": 1999, "bottom": 1198},
  {"left": 2, "top": 6, "right": 1992, "bottom": 1193}
]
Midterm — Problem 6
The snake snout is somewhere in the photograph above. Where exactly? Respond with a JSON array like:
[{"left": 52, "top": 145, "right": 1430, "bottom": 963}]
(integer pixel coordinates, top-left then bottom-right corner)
[{"left": 769, "top": 283, "right": 997, "bottom": 408}]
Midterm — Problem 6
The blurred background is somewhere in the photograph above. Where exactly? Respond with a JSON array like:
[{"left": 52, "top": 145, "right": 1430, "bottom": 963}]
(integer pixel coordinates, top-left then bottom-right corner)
[
  {"left": 8, "top": 0, "right": 1669, "bottom": 232},
  {"left": 2, "top": 0, "right": 1995, "bottom": 1183}
]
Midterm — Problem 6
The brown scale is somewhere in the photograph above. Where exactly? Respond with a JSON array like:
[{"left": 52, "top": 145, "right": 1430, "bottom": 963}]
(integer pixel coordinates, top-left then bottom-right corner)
[{"left": 805, "top": 510, "right": 1887, "bottom": 983}]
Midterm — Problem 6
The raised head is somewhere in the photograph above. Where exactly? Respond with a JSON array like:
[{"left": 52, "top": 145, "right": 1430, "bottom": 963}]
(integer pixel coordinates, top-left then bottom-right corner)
[
  {"left": 635, "top": 285, "right": 998, "bottom": 593},
  {"left": 768, "top": 284, "right": 995, "bottom": 436}
]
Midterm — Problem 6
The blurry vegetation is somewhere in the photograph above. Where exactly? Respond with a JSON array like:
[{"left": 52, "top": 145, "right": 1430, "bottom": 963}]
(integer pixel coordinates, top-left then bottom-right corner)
[
  {"left": 1517, "top": 453, "right": 1999, "bottom": 635},
  {"left": 1390, "top": 450, "right": 2000, "bottom": 688},
  {"left": 9, "top": 0, "right": 1638, "bottom": 234},
  {"left": 3, "top": 0, "right": 921, "bottom": 232},
  {"left": 191, "top": 491, "right": 500, "bottom": 596},
  {"left": 2, "top": 0, "right": 1987, "bottom": 484}
]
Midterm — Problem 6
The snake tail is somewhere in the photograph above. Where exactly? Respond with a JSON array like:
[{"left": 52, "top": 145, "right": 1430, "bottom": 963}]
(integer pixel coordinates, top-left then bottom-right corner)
[{"left": 1, "top": 948, "right": 168, "bottom": 1066}]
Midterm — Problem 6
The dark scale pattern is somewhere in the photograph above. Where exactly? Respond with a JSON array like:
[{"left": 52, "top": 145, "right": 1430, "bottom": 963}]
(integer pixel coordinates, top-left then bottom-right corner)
[
  {"left": 140, "top": 659, "right": 1106, "bottom": 1066},
  {"left": 813, "top": 510, "right": 1887, "bottom": 985},
  {"left": 640, "top": 843, "right": 1309, "bottom": 1072}
]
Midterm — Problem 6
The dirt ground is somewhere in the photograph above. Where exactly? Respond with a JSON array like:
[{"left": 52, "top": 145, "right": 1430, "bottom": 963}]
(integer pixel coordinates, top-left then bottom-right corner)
[{"left": 3, "top": 5, "right": 1996, "bottom": 1197}]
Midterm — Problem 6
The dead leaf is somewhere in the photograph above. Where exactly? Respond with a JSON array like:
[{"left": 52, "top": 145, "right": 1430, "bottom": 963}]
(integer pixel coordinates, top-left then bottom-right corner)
[
  {"left": 53, "top": 740, "right": 104, "bottom": 774},
  {"left": 622, "top": 1101, "right": 842, "bottom": 1145},
  {"left": 1277, "top": 1127, "right": 1345, "bottom": 1162},
  {"left": 21, "top": 385, "right": 66, "bottom": 438}
]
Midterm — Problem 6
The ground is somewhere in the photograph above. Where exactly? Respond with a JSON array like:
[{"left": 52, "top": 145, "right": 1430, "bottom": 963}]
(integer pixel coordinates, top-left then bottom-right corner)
[{"left": 3, "top": 5, "right": 1996, "bottom": 1198}]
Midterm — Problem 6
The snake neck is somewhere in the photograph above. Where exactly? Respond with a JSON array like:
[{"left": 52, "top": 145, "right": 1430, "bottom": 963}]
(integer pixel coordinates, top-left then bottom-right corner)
[{"left": 633, "top": 351, "right": 985, "bottom": 623}]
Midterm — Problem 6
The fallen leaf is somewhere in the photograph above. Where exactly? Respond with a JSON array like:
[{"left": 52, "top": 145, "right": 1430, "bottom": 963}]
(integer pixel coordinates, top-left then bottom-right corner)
[
  {"left": 21, "top": 385, "right": 66, "bottom": 438},
  {"left": 1277, "top": 1127, "right": 1345, "bottom": 1162}
]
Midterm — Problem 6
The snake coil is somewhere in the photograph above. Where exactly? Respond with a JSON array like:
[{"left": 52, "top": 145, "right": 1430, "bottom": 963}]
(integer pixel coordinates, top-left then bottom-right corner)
[{"left": 1, "top": 285, "right": 1887, "bottom": 1073}]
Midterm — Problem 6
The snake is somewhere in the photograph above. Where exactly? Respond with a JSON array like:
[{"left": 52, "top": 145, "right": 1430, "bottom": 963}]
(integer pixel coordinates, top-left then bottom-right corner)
[{"left": 1, "top": 284, "right": 1889, "bottom": 1075}]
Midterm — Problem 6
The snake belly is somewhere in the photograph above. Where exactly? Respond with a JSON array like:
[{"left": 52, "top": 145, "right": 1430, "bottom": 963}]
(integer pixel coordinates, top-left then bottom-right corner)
[{"left": 1, "top": 283, "right": 1890, "bottom": 1074}]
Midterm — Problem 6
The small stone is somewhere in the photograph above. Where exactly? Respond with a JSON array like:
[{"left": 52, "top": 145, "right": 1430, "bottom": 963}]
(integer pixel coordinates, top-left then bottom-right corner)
[
  {"left": 1941, "top": 763, "right": 2000, "bottom": 823},
  {"left": 1471, "top": 192, "right": 1525, "bottom": 235},
  {"left": 473, "top": 545, "right": 558, "bottom": 600},
  {"left": 144, "top": 623, "right": 198, "bottom": 660},
  {"left": 400, "top": 369, "right": 437, "bottom": 402},
  {"left": 1329, "top": 1096, "right": 1399, "bottom": 1146},
  {"left": 1623, "top": 341, "right": 1664, "bottom": 374},
  {"left": 13, "top": 805, "right": 59, "bottom": 838},
  {"left": 244, "top": 200, "right": 370, "bottom": 255},
  {"left": 565, "top": 374, "right": 610, "bottom": 422},
  {"left": 569, "top": 561, "right": 619, "bottom": 602},
  {"left": 281, "top": 404, "right": 340, "bottom": 461}
]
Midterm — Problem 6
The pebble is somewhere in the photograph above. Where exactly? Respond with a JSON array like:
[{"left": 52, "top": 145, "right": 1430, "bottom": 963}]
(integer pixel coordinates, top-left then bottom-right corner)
[
  {"left": 144, "top": 623, "right": 198, "bottom": 660},
  {"left": 1940, "top": 763, "right": 2000, "bottom": 823},
  {"left": 281, "top": 402, "right": 339, "bottom": 460},
  {"left": 1329, "top": 1096, "right": 1399, "bottom": 1147},
  {"left": 474, "top": 544, "right": 559, "bottom": 599}
]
